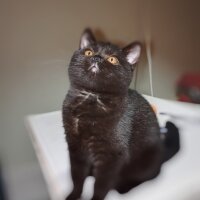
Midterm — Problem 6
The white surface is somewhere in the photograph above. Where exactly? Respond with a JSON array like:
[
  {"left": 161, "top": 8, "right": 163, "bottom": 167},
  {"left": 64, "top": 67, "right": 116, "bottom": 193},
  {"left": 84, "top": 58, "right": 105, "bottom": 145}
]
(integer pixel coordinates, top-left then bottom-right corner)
[{"left": 25, "top": 96, "right": 200, "bottom": 200}]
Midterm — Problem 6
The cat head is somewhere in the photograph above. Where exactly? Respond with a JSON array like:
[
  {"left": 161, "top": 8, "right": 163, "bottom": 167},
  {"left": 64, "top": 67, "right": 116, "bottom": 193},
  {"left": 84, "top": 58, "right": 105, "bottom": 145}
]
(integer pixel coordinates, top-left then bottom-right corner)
[{"left": 68, "top": 28, "right": 141, "bottom": 94}]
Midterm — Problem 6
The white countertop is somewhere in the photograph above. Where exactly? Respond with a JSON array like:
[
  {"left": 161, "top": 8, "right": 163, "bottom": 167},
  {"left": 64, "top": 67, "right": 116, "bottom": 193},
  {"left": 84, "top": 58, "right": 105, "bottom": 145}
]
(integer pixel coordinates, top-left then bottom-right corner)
[{"left": 25, "top": 95, "right": 200, "bottom": 200}]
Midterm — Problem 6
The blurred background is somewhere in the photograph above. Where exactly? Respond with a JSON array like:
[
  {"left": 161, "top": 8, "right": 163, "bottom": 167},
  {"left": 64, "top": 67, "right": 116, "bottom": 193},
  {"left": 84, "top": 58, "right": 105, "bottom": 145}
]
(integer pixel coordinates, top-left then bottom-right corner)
[{"left": 0, "top": 0, "right": 200, "bottom": 200}]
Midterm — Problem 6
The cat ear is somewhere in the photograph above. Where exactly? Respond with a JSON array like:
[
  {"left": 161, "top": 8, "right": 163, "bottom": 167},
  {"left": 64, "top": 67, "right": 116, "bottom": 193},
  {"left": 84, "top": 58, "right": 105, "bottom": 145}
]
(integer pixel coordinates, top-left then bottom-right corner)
[
  {"left": 80, "top": 28, "right": 96, "bottom": 49},
  {"left": 123, "top": 42, "right": 142, "bottom": 65}
]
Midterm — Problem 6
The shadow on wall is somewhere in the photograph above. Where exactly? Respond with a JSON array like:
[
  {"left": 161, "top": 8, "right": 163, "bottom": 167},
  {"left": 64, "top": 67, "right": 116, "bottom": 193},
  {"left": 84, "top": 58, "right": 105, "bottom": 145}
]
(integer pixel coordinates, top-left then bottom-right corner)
[{"left": 0, "top": 164, "right": 7, "bottom": 200}]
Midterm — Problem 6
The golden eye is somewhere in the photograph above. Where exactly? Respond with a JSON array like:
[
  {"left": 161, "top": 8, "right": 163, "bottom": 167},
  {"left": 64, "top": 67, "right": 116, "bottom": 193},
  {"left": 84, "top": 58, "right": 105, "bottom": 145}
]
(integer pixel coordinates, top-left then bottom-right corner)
[
  {"left": 107, "top": 56, "right": 119, "bottom": 65},
  {"left": 84, "top": 50, "right": 94, "bottom": 56}
]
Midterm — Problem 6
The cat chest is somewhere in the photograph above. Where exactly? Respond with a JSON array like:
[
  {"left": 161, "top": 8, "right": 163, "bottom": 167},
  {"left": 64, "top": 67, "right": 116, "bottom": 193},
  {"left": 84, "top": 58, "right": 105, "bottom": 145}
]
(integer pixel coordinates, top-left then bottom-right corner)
[
  {"left": 66, "top": 90, "right": 123, "bottom": 134},
  {"left": 71, "top": 91, "right": 108, "bottom": 114},
  {"left": 72, "top": 116, "right": 115, "bottom": 136},
  {"left": 71, "top": 118, "right": 117, "bottom": 165},
  {"left": 84, "top": 135, "right": 106, "bottom": 164}
]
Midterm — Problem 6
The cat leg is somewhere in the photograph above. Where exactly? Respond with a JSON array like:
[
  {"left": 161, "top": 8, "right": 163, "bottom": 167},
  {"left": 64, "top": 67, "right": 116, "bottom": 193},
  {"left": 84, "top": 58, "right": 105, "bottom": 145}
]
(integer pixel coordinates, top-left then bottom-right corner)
[
  {"left": 91, "top": 157, "right": 122, "bottom": 200},
  {"left": 115, "top": 168, "right": 160, "bottom": 194},
  {"left": 115, "top": 158, "right": 161, "bottom": 194},
  {"left": 66, "top": 150, "right": 89, "bottom": 200},
  {"left": 115, "top": 179, "right": 142, "bottom": 194},
  {"left": 91, "top": 168, "right": 116, "bottom": 200}
]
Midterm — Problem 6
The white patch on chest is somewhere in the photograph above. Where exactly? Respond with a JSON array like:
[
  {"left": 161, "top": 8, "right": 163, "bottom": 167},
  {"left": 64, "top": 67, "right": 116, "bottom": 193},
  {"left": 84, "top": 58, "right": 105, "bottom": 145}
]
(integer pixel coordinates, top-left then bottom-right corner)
[
  {"left": 78, "top": 90, "right": 96, "bottom": 98},
  {"left": 96, "top": 97, "right": 107, "bottom": 111},
  {"left": 73, "top": 118, "right": 79, "bottom": 134},
  {"left": 77, "top": 90, "right": 107, "bottom": 111}
]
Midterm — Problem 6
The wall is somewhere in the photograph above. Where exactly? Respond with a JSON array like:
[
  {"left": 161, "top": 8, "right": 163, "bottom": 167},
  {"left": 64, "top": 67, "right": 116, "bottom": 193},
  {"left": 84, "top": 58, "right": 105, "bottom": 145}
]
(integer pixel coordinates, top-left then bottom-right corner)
[
  {"left": 134, "top": 0, "right": 200, "bottom": 98},
  {"left": 0, "top": 0, "right": 199, "bottom": 199}
]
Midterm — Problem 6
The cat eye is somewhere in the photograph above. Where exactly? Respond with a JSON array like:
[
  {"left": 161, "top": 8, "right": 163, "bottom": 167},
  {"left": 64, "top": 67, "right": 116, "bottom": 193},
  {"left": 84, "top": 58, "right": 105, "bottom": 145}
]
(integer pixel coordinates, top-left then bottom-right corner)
[
  {"left": 84, "top": 50, "right": 94, "bottom": 57},
  {"left": 107, "top": 56, "right": 119, "bottom": 65}
]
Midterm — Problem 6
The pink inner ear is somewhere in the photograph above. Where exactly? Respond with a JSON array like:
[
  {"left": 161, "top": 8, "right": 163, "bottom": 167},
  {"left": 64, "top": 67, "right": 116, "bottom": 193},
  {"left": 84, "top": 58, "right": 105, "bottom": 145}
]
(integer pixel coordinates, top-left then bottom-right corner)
[
  {"left": 80, "top": 29, "right": 96, "bottom": 49},
  {"left": 80, "top": 34, "right": 90, "bottom": 49},
  {"left": 126, "top": 45, "right": 141, "bottom": 65}
]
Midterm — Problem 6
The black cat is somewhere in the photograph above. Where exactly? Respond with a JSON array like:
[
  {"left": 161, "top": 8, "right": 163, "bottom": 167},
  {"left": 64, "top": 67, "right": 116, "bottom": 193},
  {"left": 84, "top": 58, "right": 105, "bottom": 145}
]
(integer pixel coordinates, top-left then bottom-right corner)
[{"left": 62, "top": 29, "right": 180, "bottom": 200}]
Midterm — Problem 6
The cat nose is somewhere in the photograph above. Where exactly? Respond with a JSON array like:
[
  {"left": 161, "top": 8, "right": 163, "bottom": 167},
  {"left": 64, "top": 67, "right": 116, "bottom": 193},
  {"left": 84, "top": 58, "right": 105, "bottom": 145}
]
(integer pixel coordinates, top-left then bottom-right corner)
[{"left": 91, "top": 55, "right": 103, "bottom": 63}]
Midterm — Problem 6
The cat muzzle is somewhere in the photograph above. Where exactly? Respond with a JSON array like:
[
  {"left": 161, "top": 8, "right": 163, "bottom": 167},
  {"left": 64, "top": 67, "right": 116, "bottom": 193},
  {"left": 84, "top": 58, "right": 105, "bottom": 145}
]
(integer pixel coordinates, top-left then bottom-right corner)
[{"left": 88, "top": 63, "right": 100, "bottom": 73}]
